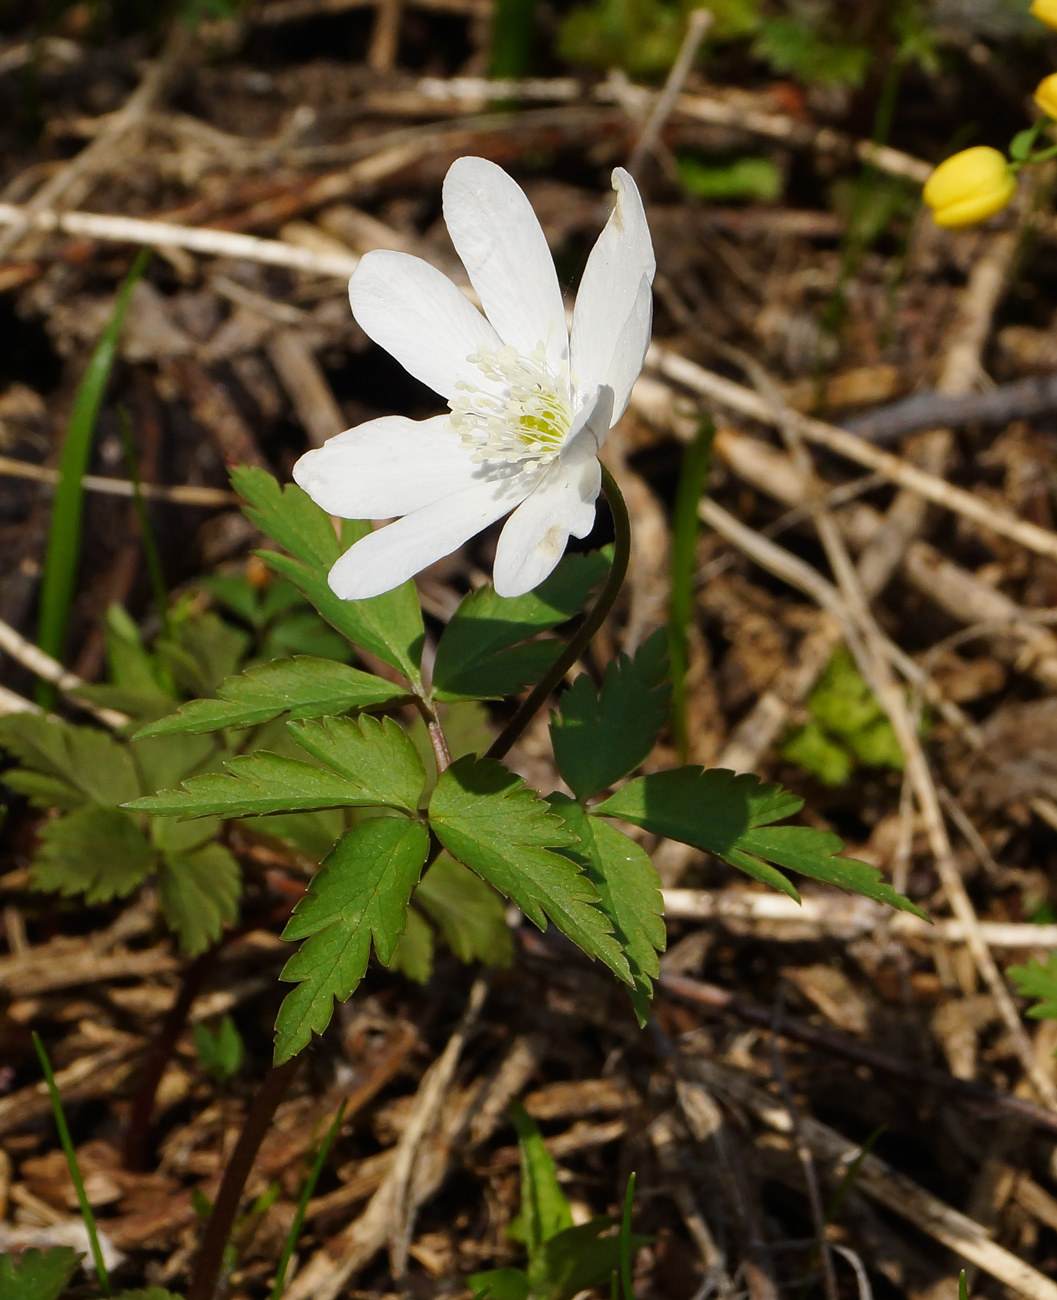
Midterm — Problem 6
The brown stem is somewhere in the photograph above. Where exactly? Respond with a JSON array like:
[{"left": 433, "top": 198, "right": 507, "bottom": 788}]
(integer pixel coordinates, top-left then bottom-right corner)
[
  {"left": 123, "top": 899, "right": 300, "bottom": 1172},
  {"left": 414, "top": 697, "right": 452, "bottom": 775},
  {"left": 187, "top": 1055, "right": 302, "bottom": 1300},
  {"left": 123, "top": 950, "right": 212, "bottom": 1171}
]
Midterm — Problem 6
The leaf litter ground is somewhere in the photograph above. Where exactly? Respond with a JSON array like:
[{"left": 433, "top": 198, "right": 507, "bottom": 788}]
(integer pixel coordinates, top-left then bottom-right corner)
[{"left": 3, "top": 4, "right": 1057, "bottom": 1298}]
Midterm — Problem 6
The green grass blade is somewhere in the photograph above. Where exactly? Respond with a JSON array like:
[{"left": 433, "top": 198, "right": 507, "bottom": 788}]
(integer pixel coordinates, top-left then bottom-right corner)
[
  {"left": 619, "top": 1171, "right": 636, "bottom": 1300},
  {"left": 32, "top": 1031, "right": 111, "bottom": 1294},
  {"left": 118, "top": 404, "right": 170, "bottom": 635},
  {"left": 489, "top": 0, "right": 536, "bottom": 77},
  {"left": 668, "top": 417, "right": 714, "bottom": 763},
  {"left": 37, "top": 250, "right": 149, "bottom": 704},
  {"left": 269, "top": 1100, "right": 346, "bottom": 1300}
]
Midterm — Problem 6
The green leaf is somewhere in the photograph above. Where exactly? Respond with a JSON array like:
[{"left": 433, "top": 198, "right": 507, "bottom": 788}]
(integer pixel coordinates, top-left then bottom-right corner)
[
  {"left": 780, "top": 718, "right": 853, "bottom": 787},
  {"left": 112, "top": 1291, "right": 183, "bottom": 1300},
  {"left": 275, "top": 817, "right": 429, "bottom": 1062},
  {"left": 288, "top": 715, "right": 425, "bottom": 812},
  {"left": 782, "top": 647, "right": 907, "bottom": 784},
  {"left": 677, "top": 154, "right": 783, "bottom": 202},
  {"left": 158, "top": 843, "right": 241, "bottom": 955},
  {"left": 433, "top": 550, "right": 610, "bottom": 702},
  {"left": 668, "top": 418, "right": 713, "bottom": 763},
  {"left": 596, "top": 767, "right": 926, "bottom": 917},
  {"left": 131, "top": 731, "right": 219, "bottom": 797},
  {"left": 550, "top": 628, "right": 670, "bottom": 800},
  {"left": 260, "top": 609, "right": 351, "bottom": 662},
  {"left": 754, "top": 16, "right": 870, "bottom": 87},
  {"left": 0, "top": 1247, "right": 82, "bottom": 1300},
  {"left": 429, "top": 756, "right": 628, "bottom": 982},
  {"left": 510, "top": 1101, "right": 573, "bottom": 1260},
  {"left": 809, "top": 647, "right": 900, "bottom": 756},
  {"left": 548, "top": 797, "right": 664, "bottom": 1024},
  {"left": 193, "top": 1014, "right": 245, "bottom": 1080},
  {"left": 136, "top": 657, "right": 408, "bottom": 737},
  {"left": 155, "top": 609, "right": 250, "bottom": 698},
  {"left": 126, "top": 716, "right": 425, "bottom": 819},
  {"left": 231, "top": 466, "right": 424, "bottom": 687},
  {"left": 466, "top": 1269, "right": 530, "bottom": 1300},
  {"left": 0, "top": 714, "right": 140, "bottom": 809},
  {"left": 1010, "top": 127, "right": 1037, "bottom": 162},
  {"left": 1009, "top": 954, "right": 1057, "bottom": 1020},
  {"left": 537, "top": 1219, "right": 643, "bottom": 1300},
  {"left": 201, "top": 572, "right": 273, "bottom": 626},
  {"left": 151, "top": 813, "right": 220, "bottom": 855},
  {"left": 102, "top": 604, "right": 174, "bottom": 699},
  {"left": 32, "top": 806, "right": 155, "bottom": 904},
  {"left": 386, "top": 906, "right": 435, "bottom": 983},
  {"left": 241, "top": 808, "right": 347, "bottom": 862},
  {"left": 558, "top": 0, "right": 759, "bottom": 78},
  {"left": 128, "top": 754, "right": 361, "bottom": 819},
  {"left": 415, "top": 853, "right": 514, "bottom": 967}
]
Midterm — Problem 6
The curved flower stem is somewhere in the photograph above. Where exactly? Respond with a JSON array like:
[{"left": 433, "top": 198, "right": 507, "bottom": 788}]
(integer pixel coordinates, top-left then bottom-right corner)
[
  {"left": 487, "top": 463, "right": 630, "bottom": 762},
  {"left": 187, "top": 1055, "right": 301, "bottom": 1300}
]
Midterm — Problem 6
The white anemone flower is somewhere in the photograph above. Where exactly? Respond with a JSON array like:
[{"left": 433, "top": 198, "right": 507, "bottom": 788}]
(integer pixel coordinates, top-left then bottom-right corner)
[{"left": 292, "top": 156, "right": 655, "bottom": 600}]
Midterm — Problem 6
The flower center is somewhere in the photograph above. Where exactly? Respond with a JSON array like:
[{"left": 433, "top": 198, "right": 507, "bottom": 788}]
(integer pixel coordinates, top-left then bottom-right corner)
[{"left": 449, "top": 343, "right": 573, "bottom": 476}]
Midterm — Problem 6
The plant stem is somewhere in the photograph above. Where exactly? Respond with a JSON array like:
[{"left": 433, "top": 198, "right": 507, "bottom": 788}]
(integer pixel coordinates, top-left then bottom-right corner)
[
  {"left": 668, "top": 417, "right": 714, "bottom": 763},
  {"left": 487, "top": 464, "right": 631, "bottom": 761},
  {"left": 619, "top": 1171, "right": 636, "bottom": 1300},
  {"left": 124, "top": 897, "right": 301, "bottom": 1172},
  {"left": 124, "top": 949, "right": 213, "bottom": 1171},
  {"left": 187, "top": 1055, "right": 301, "bottom": 1300},
  {"left": 415, "top": 697, "right": 452, "bottom": 774},
  {"left": 33, "top": 1033, "right": 111, "bottom": 1293}
]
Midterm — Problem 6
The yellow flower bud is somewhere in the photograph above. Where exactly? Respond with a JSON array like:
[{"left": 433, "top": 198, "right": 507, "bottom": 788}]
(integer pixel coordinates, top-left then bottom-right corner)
[
  {"left": 1031, "top": 0, "right": 1057, "bottom": 31},
  {"left": 922, "top": 146, "right": 1017, "bottom": 229},
  {"left": 1036, "top": 72, "right": 1057, "bottom": 120}
]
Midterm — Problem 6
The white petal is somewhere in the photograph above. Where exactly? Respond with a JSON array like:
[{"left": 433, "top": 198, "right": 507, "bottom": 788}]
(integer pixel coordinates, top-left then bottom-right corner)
[
  {"left": 292, "top": 415, "right": 480, "bottom": 519},
  {"left": 492, "top": 457, "right": 602, "bottom": 598},
  {"left": 443, "top": 157, "right": 568, "bottom": 375},
  {"left": 560, "top": 385, "right": 614, "bottom": 464},
  {"left": 570, "top": 167, "right": 655, "bottom": 422},
  {"left": 349, "top": 249, "right": 503, "bottom": 402},
  {"left": 328, "top": 478, "right": 527, "bottom": 601}
]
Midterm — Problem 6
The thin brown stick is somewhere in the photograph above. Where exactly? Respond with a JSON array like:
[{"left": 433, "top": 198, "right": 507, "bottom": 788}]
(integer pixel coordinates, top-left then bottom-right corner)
[
  {"left": 661, "top": 888, "right": 1057, "bottom": 948},
  {"left": 0, "top": 202, "right": 361, "bottom": 277},
  {"left": 0, "top": 454, "right": 236, "bottom": 506},
  {"left": 699, "top": 494, "right": 1057, "bottom": 1109},
  {"left": 0, "top": 617, "right": 127, "bottom": 729},
  {"left": 770, "top": 991, "right": 839, "bottom": 1300},
  {"left": 689, "top": 1055, "right": 1057, "bottom": 1300},
  {"left": 283, "top": 979, "right": 488, "bottom": 1300},
  {"left": 628, "top": 8, "right": 713, "bottom": 177},
  {"left": 0, "top": 23, "right": 191, "bottom": 258},
  {"left": 646, "top": 348, "right": 1057, "bottom": 565}
]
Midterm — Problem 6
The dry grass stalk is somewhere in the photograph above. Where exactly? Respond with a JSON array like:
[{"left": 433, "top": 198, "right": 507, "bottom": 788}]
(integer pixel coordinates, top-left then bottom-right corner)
[
  {"left": 661, "top": 889, "right": 1057, "bottom": 949},
  {"left": 645, "top": 348, "right": 1057, "bottom": 565},
  {"left": 688, "top": 1056, "right": 1057, "bottom": 1300},
  {"left": 0, "top": 455, "right": 237, "bottom": 507},
  {"left": 284, "top": 979, "right": 488, "bottom": 1300},
  {"left": 0, "top": 617, "right": 127, "bottom": 729}
]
